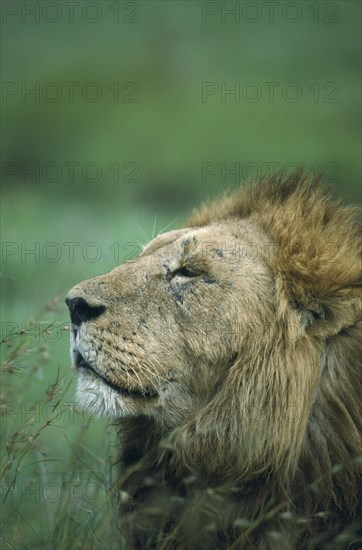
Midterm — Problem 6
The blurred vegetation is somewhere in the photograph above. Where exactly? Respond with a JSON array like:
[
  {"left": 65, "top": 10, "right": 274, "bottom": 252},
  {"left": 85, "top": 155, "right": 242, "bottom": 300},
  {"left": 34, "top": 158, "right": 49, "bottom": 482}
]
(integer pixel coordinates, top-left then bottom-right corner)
[{"left": 1, "top": 1, "right": 361, "bottom": 547}]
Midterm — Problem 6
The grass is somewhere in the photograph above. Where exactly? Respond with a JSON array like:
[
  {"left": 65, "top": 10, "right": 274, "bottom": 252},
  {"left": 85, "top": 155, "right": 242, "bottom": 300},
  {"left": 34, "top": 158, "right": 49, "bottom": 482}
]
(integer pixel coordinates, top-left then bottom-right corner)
[{"left": 0, "top": 300, "right": 123, "bottom": 549}]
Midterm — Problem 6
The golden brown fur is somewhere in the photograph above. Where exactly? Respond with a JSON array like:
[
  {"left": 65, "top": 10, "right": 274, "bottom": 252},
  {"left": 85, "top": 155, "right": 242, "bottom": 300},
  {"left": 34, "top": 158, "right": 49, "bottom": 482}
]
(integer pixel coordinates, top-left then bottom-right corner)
[{"left": 66, "top": 172, "right": 362, "bottom": 549}]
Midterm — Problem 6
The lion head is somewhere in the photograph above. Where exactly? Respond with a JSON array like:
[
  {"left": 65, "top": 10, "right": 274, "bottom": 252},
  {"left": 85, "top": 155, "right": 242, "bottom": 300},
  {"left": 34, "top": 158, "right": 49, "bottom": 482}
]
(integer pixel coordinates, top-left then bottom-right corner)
[{"left": 66, "top": 172, "right": 361, "bottom": 547}]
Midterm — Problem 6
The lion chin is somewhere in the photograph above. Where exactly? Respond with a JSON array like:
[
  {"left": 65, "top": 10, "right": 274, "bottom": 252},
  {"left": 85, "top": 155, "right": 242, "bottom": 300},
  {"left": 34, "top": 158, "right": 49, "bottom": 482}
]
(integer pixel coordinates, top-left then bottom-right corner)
[{"left": 66, "top": 171, "right": 362, "bottom": 550}]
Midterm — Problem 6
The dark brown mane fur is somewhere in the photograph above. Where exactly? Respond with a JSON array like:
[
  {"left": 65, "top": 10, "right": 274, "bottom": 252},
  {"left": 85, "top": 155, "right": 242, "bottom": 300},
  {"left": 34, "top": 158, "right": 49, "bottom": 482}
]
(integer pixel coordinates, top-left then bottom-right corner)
[{"left": 117, "top": 172, "right": 362, "bottom": 549}]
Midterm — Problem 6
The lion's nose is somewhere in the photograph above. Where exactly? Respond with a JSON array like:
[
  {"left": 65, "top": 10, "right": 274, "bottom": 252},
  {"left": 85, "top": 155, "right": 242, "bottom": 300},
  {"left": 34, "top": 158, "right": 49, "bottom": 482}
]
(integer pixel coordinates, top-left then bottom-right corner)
[{"left": 65, "top": 296, "right": 106, "bottom": 326}]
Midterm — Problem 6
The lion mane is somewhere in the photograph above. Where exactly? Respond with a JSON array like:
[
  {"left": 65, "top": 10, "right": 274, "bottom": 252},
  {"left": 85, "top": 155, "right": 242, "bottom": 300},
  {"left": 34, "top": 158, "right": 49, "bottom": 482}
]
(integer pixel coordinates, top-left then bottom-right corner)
[
  {"left": 116, "top": 173, "right": 361, "bottom": 549},
  {"left": 66, "top": 172, "right": 361, "bottom": 549}
]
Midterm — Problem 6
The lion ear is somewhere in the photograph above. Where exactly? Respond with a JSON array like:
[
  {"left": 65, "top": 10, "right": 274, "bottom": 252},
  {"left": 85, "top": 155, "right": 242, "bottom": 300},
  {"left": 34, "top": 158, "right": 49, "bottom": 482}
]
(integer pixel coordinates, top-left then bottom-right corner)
[
  {"left": 272, "top": 218, "right": 361, "bottom": 338},
  {"left": 277, "top": 273, "right": 361, "bottom": 339}
]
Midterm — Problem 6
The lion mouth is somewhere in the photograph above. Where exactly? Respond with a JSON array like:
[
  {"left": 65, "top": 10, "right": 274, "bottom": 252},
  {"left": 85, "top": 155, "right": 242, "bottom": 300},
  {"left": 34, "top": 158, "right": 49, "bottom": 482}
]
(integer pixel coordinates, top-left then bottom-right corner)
[{"left": 74, "top": 351, "right": 158, "bottom": 399}]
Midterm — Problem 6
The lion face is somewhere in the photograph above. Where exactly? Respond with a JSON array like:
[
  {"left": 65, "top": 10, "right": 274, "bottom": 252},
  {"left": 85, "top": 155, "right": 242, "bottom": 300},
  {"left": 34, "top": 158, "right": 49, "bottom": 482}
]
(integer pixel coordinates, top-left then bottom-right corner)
[{"left": 66, "top": 221, "right": 274, "bottom": 424}]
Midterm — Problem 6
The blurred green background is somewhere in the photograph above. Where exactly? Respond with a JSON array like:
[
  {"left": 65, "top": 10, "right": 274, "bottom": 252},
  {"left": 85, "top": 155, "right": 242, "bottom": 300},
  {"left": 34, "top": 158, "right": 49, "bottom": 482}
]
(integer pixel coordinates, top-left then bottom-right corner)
[{"left": 1, "top": 1, "right": 361, "bottom": 547}]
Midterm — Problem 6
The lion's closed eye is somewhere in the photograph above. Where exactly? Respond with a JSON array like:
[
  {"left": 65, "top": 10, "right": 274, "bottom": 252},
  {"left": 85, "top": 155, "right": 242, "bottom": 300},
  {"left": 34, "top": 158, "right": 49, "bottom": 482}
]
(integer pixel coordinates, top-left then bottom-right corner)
[{"left": 171, "top": 266, "right": 202, "bottom": 279}]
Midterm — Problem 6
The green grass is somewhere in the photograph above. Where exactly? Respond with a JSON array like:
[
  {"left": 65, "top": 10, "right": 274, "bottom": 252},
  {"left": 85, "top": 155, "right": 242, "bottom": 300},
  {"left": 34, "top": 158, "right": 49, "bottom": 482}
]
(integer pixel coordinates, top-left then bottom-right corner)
[{"left": 0, "top": 302, "right": 124, "bottom": 548}]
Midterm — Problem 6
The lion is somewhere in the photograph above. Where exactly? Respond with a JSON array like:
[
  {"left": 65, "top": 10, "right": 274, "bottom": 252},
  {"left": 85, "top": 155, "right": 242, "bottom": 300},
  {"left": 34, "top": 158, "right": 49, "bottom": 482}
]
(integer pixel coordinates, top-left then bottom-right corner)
[{"left": 66, "top": 172, "right": 361, "bottom": 549}]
